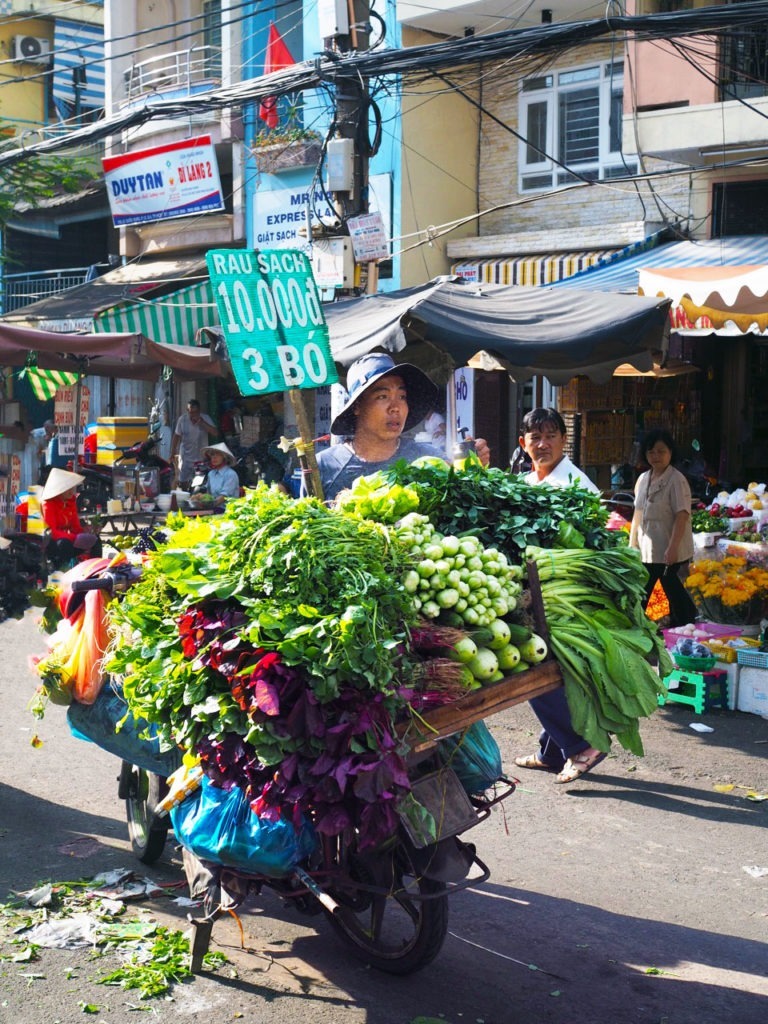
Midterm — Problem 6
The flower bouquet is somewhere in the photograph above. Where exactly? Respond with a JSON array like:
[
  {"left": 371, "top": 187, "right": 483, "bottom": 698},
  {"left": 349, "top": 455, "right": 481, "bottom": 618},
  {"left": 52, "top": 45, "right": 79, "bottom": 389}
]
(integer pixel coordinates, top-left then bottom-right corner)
[{"left": 685, "top": 557, "right": 768, "bottom": 625}]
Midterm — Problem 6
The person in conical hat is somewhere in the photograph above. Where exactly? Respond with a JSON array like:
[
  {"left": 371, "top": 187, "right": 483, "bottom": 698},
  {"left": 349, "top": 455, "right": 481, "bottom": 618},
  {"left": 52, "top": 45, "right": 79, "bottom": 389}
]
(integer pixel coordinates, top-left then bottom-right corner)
[
  {"left": 41, "top": 468, "right": 101, "bottom": 565},
  {"left": 41, "top": 467, "right": 85, "bottom": 502},
  {"left": 201, "top": 441, "right": 240, "bottom": 505}
]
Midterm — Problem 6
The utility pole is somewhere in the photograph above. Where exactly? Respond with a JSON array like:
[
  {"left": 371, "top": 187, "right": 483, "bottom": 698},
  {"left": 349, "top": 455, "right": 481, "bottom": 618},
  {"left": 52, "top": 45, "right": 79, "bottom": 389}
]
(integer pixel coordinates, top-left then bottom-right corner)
[{"left": 321, "top": 1, "right": 372, "bottom": 292}]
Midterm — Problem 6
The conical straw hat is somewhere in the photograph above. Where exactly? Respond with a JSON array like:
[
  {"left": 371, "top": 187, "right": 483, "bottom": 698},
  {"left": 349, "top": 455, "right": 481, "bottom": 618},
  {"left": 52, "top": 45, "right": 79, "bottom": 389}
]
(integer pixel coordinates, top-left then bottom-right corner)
[
  {"left": 42, "top": 467, "right": 85, "bottom": 501},
  {"left": 201, "top": 442, "right": 236, "bottom": 465}
]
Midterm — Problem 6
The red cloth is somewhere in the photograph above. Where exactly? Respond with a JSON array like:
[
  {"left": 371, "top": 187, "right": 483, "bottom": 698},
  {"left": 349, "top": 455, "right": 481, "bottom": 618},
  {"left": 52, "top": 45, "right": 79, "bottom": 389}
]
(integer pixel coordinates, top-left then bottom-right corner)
[
  {"left": 258, "top": 23, "right": 295, "bottom": 128},
  {"left": 43, "top": 495, "right": 83, "bottom": 542}
]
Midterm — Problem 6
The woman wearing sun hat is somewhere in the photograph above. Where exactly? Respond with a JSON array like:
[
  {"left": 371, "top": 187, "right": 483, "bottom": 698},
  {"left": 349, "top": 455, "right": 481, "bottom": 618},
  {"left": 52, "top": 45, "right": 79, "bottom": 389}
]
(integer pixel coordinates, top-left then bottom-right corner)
[
  {"left": 201, "top": 441, "right": 241, "bottom": 504},
  {"left": 315, "top": 351, "right": 489, "bottom": 500},
  {"left": 41, "top": 468, "right": 101, "bottom": 565}
]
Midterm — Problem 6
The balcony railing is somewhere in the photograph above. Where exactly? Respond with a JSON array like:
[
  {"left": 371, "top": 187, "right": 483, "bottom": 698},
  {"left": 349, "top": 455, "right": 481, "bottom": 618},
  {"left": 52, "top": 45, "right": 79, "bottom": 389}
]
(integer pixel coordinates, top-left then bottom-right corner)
[
  {"left": 124, "top": 46, "right": 222, "bottom": 103},
  {"left": 2, "top": 267, "right": 96, "bottom": 314}
]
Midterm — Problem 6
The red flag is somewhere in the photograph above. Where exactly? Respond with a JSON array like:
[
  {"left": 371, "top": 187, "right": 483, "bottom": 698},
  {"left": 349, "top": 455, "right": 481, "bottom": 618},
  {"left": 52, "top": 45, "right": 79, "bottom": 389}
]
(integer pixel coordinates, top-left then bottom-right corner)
[{"left": 259, "top": 23, "right": 295, "bottom": 129}]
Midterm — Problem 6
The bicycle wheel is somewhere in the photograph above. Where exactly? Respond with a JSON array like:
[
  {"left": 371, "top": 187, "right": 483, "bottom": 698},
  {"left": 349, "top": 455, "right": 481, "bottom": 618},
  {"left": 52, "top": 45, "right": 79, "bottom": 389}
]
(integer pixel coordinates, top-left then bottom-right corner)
[
  {"left": 120, "top": 762, "right": 170, "bottom": 864},
  {"left": 324, "top": 836, "right": 449, "bottom": 975}
]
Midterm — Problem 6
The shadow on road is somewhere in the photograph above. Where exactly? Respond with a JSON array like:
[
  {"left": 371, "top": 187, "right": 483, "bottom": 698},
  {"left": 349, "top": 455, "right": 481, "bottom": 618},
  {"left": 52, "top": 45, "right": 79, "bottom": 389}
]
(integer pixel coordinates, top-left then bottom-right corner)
[
  {"left": 0, "top": 781, "right": 138, "bottom": 894},
  {"left": 270, "top": 878, "right": 768, "bottom": 1024},
  {"left": 563, "top": 771, "right": 768, "bottom": 828}
]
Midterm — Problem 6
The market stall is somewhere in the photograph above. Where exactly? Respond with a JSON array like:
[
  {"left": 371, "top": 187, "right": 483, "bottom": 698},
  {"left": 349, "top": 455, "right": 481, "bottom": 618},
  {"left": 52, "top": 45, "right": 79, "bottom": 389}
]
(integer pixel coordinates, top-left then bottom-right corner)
[
  {"left": 652, "top": 481, "right": 768, "bottom": 716},
  {"left": 0, "top": 323, "right": 225, "bottom": 522}
]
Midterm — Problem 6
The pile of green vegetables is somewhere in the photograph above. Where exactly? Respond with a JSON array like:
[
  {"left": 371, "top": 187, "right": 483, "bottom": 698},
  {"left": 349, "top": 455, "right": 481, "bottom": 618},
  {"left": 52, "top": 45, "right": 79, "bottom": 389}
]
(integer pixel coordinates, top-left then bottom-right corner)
[
  {"left": 363, "top": 459, "right": 620, "bottom": 558},
  {"left": 106, "top": 487, "right": 424, "bottom": 847},
  {"left": 340, "top": 462, "right": 669, "bottom": 756},
  {"left": 101, "top": 462, "right": 668, "bottom": 852}
]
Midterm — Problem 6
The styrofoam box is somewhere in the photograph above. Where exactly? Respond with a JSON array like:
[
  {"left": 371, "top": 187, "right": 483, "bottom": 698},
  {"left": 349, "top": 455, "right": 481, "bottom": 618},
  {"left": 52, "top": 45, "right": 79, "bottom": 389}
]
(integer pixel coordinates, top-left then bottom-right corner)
[
  {"left": 727, "top": 516, "right": 758, "bottom": 534},
  {"left": 737, "top": 666, "right": 768, "bottom": 716},
  {"left": 719, "top": 662, "right": 740, "bottom": 711},
  {"left": 693, "top": 532, "right": 719, "bottom": 549}
]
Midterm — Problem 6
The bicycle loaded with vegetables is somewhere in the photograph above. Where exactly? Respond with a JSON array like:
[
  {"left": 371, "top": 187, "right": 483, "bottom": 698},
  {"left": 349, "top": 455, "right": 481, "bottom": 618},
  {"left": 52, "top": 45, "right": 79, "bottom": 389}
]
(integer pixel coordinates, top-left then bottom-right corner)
[{"left": 315, "top": 351, "right": 490, "bottom": 501}]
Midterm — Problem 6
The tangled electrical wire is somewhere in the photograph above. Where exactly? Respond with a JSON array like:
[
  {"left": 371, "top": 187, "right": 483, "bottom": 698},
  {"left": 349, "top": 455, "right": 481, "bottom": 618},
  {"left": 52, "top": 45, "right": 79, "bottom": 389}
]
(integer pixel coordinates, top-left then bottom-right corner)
[{"left": 2, "top": 4, "right": 767, "bottom": 170}]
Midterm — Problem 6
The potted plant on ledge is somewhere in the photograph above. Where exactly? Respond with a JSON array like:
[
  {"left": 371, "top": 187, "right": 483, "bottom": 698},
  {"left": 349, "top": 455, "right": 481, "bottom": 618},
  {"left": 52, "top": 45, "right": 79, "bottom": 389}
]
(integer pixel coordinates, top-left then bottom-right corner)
[{"left": 252, "top": 125, "right": 323, "bottom": 174}]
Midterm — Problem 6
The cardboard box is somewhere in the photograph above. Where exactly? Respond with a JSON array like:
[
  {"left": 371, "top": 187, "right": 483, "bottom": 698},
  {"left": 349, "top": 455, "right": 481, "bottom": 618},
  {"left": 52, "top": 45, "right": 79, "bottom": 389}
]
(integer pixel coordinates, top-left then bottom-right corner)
[{"left": 737, "top": 666, "right": 768, "bottom": 716}]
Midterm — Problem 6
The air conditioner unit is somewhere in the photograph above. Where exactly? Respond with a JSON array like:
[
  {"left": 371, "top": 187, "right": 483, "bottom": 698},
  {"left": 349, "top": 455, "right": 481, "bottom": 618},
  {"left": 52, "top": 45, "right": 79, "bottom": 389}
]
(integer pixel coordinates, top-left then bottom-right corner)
[{"left": 13, "top": 36, "right": 52, "bottom": 64}]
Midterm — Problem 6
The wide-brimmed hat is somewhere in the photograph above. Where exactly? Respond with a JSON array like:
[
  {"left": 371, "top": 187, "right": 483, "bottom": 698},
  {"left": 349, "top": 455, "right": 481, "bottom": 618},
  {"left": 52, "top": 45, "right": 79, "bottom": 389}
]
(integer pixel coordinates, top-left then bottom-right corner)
[
  {"left": 201, "top": 442, "right": 236, "bottom": 466},
  {"left": 331, "top": 352, "right": 438, "bottom": 436},
  {"left": 42, "top": 467, "right": 85, "bottom": 501}
]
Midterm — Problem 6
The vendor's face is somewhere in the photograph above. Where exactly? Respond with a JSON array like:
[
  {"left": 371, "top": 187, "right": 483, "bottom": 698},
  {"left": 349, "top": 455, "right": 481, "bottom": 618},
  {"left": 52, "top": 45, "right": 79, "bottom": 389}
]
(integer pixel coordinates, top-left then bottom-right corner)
[
  {"left": 354, "top": 374, "right": 409, "bottom": 441},
  {"left": 645, "top": 440, "right": 672, "bottom": 473},
  {"left": 520, "top": 421, "right": 566, "bottom": 476},
  {"left": 209, "top": 452, "right": 226, "bottom": 468}
]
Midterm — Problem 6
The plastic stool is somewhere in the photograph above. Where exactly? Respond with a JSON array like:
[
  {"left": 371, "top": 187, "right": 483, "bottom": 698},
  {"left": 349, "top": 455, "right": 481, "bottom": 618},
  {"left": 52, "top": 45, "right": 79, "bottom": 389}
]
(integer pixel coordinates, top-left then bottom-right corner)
[{"left": 659, "top": 669, "right": 729, "bottom": 714}]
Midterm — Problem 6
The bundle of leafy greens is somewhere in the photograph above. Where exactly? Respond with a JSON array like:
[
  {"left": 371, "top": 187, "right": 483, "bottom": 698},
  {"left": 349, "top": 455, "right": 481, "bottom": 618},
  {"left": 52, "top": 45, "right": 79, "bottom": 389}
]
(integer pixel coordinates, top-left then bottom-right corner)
[
  {"left": 526, "top": 545, "right": 673, "bottom": 755},
  {"left": 372, "top": 461, "right": 620, "bottom": 560},
  {"left": 106, "top": 486, "right": 419, "bottom": 848}
]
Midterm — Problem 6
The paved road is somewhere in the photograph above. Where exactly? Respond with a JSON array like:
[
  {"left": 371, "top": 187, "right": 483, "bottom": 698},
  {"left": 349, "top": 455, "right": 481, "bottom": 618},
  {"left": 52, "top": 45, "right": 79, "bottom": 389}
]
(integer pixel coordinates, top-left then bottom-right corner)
[{"left": 1, "top": 609, "right": 767, "bottom": 1024}]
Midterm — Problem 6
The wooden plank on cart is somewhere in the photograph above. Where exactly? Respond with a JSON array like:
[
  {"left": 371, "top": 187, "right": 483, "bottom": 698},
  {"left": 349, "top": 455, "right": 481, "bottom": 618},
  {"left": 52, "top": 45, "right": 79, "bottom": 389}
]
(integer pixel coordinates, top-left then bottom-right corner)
[{"left": 399, "top": 659, "right": 563, "bottom": 753}]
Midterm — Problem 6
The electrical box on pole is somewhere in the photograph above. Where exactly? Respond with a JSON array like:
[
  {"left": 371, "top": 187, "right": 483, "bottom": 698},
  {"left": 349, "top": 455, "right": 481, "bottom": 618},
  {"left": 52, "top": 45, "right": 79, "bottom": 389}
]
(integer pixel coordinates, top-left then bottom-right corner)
[
  {"left": 319, "top": 0, "right": 370, "bottom": 52},
  {"left": 326, "top": 138, "right": 356, "bottom": 194},
  {"left": 318, "top": 0, "right": 349, "bottom": 40}
]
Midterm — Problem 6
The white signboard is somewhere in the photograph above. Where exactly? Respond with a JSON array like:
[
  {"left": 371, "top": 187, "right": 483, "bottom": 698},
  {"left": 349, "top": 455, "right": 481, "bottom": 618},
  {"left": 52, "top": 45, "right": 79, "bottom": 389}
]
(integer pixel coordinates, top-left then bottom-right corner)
[
  {"left": 453, "top": 367, "right": 474, "bottom": 439},
  {"left": 347, "top": 211, "right": 390, "bottom": 262},
  {"left": 102, "top": 135, "right": 224, "bottom": 227},
  {"left": 55, "top": 384, "right": 90, "bottom": 457}
]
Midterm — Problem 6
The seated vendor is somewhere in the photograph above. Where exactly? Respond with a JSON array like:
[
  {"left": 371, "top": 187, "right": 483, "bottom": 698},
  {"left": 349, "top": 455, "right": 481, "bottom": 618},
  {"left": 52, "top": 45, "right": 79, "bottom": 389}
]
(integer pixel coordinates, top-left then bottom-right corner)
[
  {"left": 41, "top": 468, "right": 102, "bottom": 565},
  {"left": 202, "top": 442, "right": 241, "bottom": 505}
]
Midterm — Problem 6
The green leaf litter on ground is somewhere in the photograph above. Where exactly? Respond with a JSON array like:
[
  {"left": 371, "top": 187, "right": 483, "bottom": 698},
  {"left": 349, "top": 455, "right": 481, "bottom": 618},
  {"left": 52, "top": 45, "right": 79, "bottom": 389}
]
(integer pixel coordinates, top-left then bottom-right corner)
[{"left": 97, "top": 926, "right": 228, "bottom": 999}]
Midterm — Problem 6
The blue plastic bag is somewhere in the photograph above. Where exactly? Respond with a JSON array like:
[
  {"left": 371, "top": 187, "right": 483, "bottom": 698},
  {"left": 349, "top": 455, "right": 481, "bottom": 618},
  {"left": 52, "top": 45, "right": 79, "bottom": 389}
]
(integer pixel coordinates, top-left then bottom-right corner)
[
  {"left": 438, "top": 720, "right": 503, "bottom": 795},
  {"left": 67, "top": 684, "right": 182, "bottom": 777},
  {"left": 170, "top": 775, "right": 318, "bottom": 878}
]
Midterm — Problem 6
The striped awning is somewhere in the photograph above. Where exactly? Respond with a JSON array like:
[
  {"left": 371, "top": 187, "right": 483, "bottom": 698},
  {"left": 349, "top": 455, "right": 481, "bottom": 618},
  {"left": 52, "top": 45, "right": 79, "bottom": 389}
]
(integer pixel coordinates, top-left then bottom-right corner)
[
  {"left": 552, "top": 235, "right": 768, "bottom": 294},
  {"left": 53, "top": 19, "right": 104, "bottom": 122},
  {"left": 452, "top": 250, "right": 614, "bottom": 287},
  {"left": 92, "top": 280, "right": 218, "bottom": 347},
  {"left": 19, "top": 367, "right": 80, "bottom": 402}
]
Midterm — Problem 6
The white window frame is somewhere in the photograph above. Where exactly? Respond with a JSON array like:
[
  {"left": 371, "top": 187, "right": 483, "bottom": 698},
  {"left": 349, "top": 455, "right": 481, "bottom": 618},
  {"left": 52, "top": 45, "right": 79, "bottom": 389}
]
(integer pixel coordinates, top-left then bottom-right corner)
[{"left": 518, "top": 61, "right": 630, "bottom": 193}]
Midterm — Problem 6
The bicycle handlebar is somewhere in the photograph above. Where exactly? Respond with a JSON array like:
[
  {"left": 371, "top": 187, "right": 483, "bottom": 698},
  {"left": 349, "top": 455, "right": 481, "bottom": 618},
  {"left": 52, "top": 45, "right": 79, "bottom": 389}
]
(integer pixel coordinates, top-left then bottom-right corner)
[
  {"left": 70, "top": 567, "right": 141, "bottom": 594},
  {"left": 71, "top": 575, "right": 117, "bottom": 593}
]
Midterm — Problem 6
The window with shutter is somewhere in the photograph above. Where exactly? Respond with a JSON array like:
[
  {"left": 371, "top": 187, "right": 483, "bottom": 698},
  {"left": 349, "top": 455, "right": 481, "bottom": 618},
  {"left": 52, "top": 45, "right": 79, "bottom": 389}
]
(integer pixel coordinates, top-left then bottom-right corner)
[{"left": 519, "top": 61, "right": 635, "bottom": 192}]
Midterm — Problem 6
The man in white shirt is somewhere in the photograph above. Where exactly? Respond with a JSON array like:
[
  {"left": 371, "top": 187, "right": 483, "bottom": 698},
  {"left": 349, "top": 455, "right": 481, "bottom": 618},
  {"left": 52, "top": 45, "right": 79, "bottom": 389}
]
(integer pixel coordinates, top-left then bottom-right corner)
[
  {"left": 516, "top": 408, "right": 607, "bottom": 784},
  {"left": 522, "top": 409, "right": 598, "bottom": 493},
  {"left": 171, "top": 399, "right": 218, "bottom": 490}
]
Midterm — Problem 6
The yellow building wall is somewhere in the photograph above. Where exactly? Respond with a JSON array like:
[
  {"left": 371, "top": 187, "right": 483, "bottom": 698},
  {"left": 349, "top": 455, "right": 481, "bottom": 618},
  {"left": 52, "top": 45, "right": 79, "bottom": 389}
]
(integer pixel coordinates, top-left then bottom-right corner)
[{"left": 399, "top": 27, "right": 479, "bottom": 287}]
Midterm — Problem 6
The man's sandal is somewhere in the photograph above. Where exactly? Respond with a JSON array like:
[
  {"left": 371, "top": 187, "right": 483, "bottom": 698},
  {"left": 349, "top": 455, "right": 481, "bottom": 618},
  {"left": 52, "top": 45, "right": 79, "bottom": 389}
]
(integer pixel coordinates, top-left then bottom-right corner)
[
  {"left": 514, "top": 753, "right": 560, "bottom": 773},
  {"left": 554, "top": 750, "right": 607, "bottom": 785}
]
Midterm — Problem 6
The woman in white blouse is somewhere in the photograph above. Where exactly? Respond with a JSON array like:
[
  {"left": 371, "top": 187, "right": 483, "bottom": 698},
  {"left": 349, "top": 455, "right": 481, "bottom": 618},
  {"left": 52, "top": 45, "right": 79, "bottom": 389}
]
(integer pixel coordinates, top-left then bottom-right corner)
[{"left": 630, "top": 429, "right": 697, "bottom": 626}]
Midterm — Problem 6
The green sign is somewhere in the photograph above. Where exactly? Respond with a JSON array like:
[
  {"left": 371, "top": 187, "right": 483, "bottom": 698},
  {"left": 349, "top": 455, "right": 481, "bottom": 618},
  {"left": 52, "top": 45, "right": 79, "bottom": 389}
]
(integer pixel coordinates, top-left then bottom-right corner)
[{"left": 206, "top": 248, "right": 338, "bottom": 396}]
